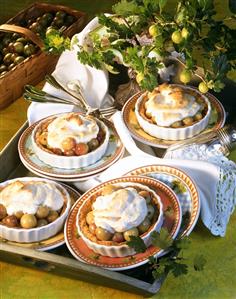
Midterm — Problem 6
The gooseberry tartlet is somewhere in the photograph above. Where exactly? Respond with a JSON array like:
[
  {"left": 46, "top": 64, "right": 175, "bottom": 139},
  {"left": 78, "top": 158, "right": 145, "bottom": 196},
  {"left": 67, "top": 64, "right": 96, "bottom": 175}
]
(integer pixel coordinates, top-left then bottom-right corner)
[
  {"left": 135, "top": 83, "right": 211, "bottom": 140},
  {"left": 76, "top": 181, "right": 163, "bottom": 257},
  {"left": 0, "top": 177, "right": 71, "bottom": 243},
  {"left": 32, "top": 112, "right": 110, "bottom": 169}
]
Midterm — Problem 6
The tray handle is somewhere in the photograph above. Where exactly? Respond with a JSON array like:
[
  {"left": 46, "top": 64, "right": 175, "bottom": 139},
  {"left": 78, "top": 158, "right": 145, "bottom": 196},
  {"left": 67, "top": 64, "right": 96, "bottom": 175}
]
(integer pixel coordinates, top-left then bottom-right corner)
[{"left": 0, "top": 24, "right": 44, "bottom": 49}]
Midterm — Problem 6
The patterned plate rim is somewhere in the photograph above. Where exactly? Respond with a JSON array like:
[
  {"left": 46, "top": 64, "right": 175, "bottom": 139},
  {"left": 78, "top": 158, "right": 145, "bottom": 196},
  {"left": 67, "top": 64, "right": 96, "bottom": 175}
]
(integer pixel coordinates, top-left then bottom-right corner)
[
  {"left": 0, "top": 184, "right": 80, "bottom": 251},
  {"left": 20, "top": 148, "right": 125, "bottom": 183},
  {"left": 64, "top": 175, "right": 182, "bottom": 271},
  {"left": 18, "top": 118, "right": 124, "bottom": 178},
  {"left": 122, "top": 89, "right": 226, "bottom": 148},
  {"left": 125, "top": 165, "right": 200, "bottom": 237}
]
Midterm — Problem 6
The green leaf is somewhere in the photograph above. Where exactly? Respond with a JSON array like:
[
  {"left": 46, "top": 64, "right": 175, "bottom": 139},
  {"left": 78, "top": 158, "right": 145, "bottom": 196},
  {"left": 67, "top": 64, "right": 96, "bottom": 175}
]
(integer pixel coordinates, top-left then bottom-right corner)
[
  {"left": 172, "top": 179, "right": 187, "bottom": 194},
  {"left": 151, "top": 228, "right": 173, "bottom": 250},
  {"left": 170, "top": 261, "right": 188, "bottom": 277},
  {"left": 152, "top": 263, "right": 167, "bottom": 279},
  {"left": 126, "top": 235, "right": 147, "bottom": 253},
  {"left": 212, "top": 54, "right": 230, "bottom": 75},
  {"left": 159, "top": 0, "right": 167, "bottom": 10},
  {"left": 143, "top": 0, "right": 161, "bottom": 13},
  {"left": 193, "top": 254, "right": 207, "bottom": 271},
  {"left": 113, "top": 0, "right": 141, "bottom": 16},
  {"left": 198, "top": 0, "right": 212, "bottom": 10},
  {"left": 175, "top": 238, "right": 191, "bottom": 250}
]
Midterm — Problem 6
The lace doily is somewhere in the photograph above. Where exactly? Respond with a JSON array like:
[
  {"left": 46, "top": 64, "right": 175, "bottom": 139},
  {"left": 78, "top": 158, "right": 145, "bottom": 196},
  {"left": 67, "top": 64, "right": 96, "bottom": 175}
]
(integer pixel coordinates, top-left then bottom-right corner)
[{"left": 165, "top": 144, "right": 236, "bottom": 236}]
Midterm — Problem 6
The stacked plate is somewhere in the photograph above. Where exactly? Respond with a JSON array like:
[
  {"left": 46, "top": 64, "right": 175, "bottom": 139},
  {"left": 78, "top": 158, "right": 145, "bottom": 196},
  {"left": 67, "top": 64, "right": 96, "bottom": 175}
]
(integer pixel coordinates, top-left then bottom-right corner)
[
  {"left": 64, "top": 164, "right": 200, "bottom": 271},
  {"left": 18, "top": 117, "right": 125, "bottom": 182}
]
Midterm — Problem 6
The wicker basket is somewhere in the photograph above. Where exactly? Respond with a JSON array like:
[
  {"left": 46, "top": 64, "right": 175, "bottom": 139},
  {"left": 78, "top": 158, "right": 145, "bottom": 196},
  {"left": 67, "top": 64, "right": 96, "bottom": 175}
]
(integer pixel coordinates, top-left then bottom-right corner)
[{"left": 0, "top": 2, "right": 87, "bottom": 109}]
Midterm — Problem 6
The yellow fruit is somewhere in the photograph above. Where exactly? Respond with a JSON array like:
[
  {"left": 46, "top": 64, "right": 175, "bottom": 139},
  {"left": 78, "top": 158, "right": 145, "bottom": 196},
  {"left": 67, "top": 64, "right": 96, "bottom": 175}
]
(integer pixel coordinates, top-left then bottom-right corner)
[
  {"left": 171, "top": 30, "right": 183, "bottom": 44},
  {"left": 136, "top": 72, "right": 144, "bottom": 84},
  {"left": 181, "top": 28, "right": 189, "bottom": 39},
  {"left": 148, "top": 24, "right": 159, "bottom": 37},
  {"left": 198, "top": 82, "right": 209, "bottom": 93},
  {"left": 179, "top": 69, "right": 192, "bottom": 84},
  {"left": 164, "top": 40, "right": 175, "bottom": 52}
]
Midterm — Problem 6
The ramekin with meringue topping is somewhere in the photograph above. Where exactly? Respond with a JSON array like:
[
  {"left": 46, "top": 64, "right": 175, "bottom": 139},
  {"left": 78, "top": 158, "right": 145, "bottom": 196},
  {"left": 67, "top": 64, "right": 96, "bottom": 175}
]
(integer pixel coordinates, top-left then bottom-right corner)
[
  {"left": 135, "top": 83, "right": 211, "bottom": 140},
  {"left": 76, "top": 181, "right": 163, "bottom": 257},
  {"left": 0, "top": 177, "right": 71, "bottom": 243},
  {"left": 32, "top": 112, "right": 110, "bottom": 169}
]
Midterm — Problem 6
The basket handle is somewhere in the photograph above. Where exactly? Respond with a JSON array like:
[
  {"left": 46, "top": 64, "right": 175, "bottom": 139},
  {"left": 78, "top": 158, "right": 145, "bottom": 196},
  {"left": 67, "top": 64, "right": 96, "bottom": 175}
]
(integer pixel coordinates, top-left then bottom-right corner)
[{"left": 0, "top": 24, "right": 44, "bottom": 49}]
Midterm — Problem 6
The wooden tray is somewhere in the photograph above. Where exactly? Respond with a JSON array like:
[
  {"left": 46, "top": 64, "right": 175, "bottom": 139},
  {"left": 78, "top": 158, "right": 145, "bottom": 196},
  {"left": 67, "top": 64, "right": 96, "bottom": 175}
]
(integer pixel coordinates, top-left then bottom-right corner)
[{"left": 0, "top": 122, "right": 166, "bottom": 297}]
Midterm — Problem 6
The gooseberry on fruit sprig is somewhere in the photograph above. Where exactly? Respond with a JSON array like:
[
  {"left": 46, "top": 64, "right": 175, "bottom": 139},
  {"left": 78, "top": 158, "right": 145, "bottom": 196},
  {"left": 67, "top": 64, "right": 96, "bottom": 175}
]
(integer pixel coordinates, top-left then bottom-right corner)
[{"left": 74, "top": 0, "right": 236, "bottom": 94}]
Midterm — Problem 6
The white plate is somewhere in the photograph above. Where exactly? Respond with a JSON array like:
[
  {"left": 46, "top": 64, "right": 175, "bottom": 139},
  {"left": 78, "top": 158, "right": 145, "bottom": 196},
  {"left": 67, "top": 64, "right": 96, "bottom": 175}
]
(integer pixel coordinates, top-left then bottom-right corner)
[{"left": 20, "top": 149, "right": 125, "bottom": 183}]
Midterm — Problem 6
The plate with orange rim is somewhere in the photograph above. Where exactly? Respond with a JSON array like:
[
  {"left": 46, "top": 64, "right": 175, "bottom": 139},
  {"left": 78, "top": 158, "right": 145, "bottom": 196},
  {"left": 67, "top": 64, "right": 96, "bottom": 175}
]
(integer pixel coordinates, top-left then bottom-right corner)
[
  {"left": 122, "top": 90, "right": 226, "bottom": 149},
  {"left": 0, "top": 184, "right": 80, "bottom": 251},
  {"left": 18, "top": 118, "right": 124, "bottom": 179},
  {"left": 125, "top": 165, "right": 200, "bottom": 238},
  {"left": 64, "top": 175, "right": 182, "bottom": 271}
]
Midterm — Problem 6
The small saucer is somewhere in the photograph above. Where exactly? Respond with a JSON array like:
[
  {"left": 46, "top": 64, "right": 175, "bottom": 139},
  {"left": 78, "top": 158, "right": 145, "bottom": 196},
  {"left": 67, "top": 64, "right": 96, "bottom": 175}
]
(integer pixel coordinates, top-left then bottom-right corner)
[
  {"left": 0, "top": 184, "right": 80, "bottom": 251},
  {"left": 65, "top": 175, "right": 182, "bottom": 271},
  {"left": 122, "top": 90, "right": 226, "bottom": 148},
  {"left": 18, "top": 118, "right": 124, "bottom": 179}
]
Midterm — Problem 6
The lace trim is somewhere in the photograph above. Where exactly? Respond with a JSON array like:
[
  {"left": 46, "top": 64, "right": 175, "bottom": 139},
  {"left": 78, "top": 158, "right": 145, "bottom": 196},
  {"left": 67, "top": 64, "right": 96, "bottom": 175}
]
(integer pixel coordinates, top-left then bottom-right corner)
[
  {"left": 208, "top": 155, "right": 236, "bottom": 236},
  {"left": 165, "top": 144, "right": 236, "bottom": 236}
]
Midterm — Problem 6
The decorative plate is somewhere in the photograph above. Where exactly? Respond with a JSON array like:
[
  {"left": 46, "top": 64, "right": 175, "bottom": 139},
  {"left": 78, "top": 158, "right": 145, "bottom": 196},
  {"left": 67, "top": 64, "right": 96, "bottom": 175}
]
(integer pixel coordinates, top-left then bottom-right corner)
[
  {"left": 0, "top": 184, "right": 80, "bottom": 251},
  {"left": 122, "top": 90, "right": 226, "bottom": 148},
  {"left": 20, "top": 149, "right": 125, "bottom": 183},
  {"left": 65, "top": 175, "right": 182, "bottom": 271},
  {"left": 18, "top": 118, "right": 124, "bottom": 179},
  {"left": 125, "top": 165, "right": 200, "bottom": 237}
]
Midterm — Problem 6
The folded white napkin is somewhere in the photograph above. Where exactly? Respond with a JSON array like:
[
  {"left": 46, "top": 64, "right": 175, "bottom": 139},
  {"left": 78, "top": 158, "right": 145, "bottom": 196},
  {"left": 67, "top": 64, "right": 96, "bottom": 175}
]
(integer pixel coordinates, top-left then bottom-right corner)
[
  {"left": 27, "top": 18, "right": 236, "bottom": 237},
  {"left": 27, "top": 17, "right": 111, "bottom": 125}
]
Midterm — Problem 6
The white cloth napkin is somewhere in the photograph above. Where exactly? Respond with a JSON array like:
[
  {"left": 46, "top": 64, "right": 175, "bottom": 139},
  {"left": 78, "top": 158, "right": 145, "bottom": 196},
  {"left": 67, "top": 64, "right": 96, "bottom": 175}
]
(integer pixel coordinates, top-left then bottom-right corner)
[
  {"left": 27, "top": 18, "right": 236, "bottom": 237},
  {"left": 27, "top": 17, "right": 111, "bottom": 125},
  {"left": 74, "top": 111, "right": 229, "bottom": 236}
]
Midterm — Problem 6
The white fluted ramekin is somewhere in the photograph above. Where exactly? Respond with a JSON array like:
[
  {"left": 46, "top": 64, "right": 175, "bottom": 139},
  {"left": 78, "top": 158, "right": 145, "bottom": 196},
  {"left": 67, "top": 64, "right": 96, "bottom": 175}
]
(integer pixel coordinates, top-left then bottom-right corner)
[
  {"left": 76, "top": 178, "right": 164, "bottom": 257},
  {"left": 135, "top": 85, "right": 211, "bottom": 141},
  {"left": 32, "top": 113, "right": 110, "bottom": 169},
  {"left": 0, "top": 177, "right": 71, "bottom": 243}
]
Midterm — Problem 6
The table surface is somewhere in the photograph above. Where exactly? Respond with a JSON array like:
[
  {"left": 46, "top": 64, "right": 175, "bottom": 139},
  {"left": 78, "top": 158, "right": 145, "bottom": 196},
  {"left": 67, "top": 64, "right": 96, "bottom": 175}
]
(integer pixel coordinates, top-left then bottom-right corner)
[{"left": 0, "top": 1, "right": 236, "bottom": 299}]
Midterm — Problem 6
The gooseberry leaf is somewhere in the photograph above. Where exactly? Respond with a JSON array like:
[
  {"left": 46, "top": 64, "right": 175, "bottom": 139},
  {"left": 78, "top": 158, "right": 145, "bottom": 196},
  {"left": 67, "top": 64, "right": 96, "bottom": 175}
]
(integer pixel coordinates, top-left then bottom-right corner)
[
  {"left": 126, "top": 235, "right": 147, "bottom": 253},
  {"left": 170, "top": 261, "right": 188, "bottom": 277},
  {"left": 151, "top": 228, "right": 173, "bottom": 249},
  {"left": 159, "top": 0, "right": 167, "bottom": 13},
  {"left": 174, "top": 238, "right": 191, "bottom": 250},
  {"left": 193, "top": 254, "right": 207, "bottom": 271},
  {"left": 112, "top": 0, "right": 141, "bottom": 16}
]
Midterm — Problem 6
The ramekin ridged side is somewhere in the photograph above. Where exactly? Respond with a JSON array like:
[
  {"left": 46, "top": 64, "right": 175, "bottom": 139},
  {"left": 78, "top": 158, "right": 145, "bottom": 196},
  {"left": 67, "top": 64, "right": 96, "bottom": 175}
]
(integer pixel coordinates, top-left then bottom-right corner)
[
  {"left": 0, "top": 177, "right": 71, "bottom": 243},
  {"left": 135, "top": 86, "right": 211, "bottom": 141},
  {"left": 76, "top": 183, "right": 163, "bottom": 257},
  {"left": 32, "top": 115, "right": 110, "bottom": 169}
]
